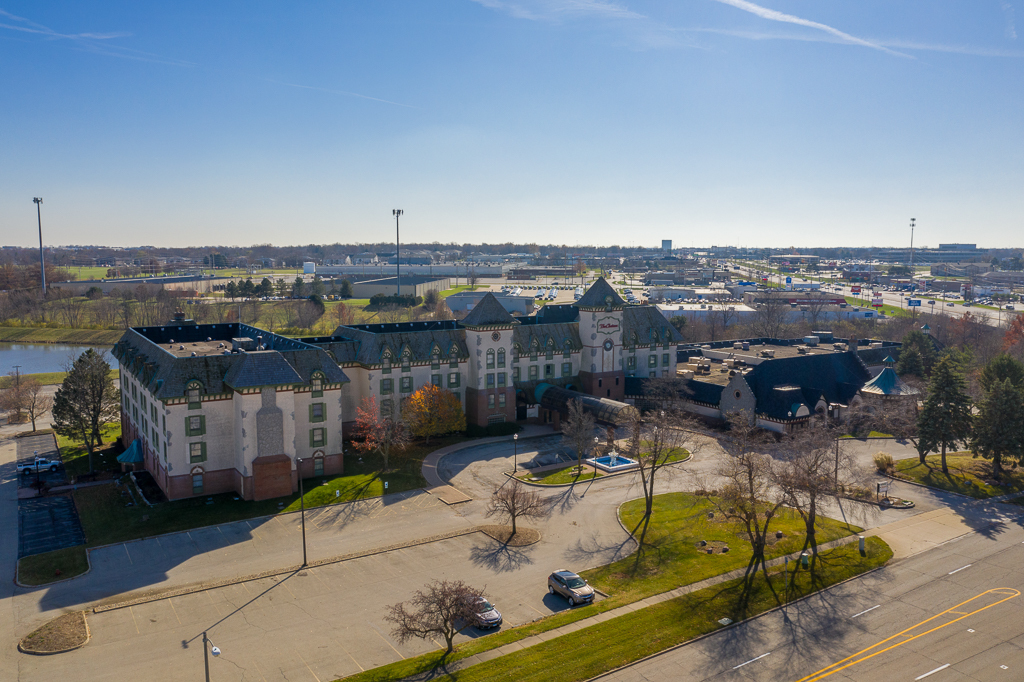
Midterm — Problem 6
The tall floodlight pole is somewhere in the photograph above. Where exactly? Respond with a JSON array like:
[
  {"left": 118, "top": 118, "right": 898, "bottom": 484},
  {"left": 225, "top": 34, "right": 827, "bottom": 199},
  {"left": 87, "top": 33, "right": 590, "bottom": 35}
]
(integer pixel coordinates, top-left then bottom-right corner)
[
  {"left": 33, "top": 198, "right": 45, "bottom": 295},
  {"left": 909, "top": 218, "right": 916, "bottom": 282},
  {"left": 393, "top": 210, "right": 403, "bottom": 296}
]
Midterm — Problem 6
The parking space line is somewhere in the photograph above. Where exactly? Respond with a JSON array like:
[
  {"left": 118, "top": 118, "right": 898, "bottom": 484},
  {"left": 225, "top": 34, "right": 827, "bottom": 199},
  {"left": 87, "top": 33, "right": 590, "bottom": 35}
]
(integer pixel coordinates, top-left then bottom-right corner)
[
  {"left": 371, "top": 625, "right": 405, "bottom": 659},
  {"left": 915, "top": 663, "right": 950, "bottom": 680},
  {"left": 948, "top": 564, "right": 971, "bottom": 575},
  {"left": 852, "top": 605, "right": 880, "bottom": 618},
  {"left": 123, "top": 543, "right": 133, "bottom": 565},
  {"left": 128, "top": 606, "right": 140, "bottom": 634},
  {"left": 295, "top": 650, "right": 321, "bottom": 682},
  {"left": 167, "top": 599, "right": 182, "bottom": 625},
  {"left": 734, "top": 652, "right": 770, "bottom": 669}
]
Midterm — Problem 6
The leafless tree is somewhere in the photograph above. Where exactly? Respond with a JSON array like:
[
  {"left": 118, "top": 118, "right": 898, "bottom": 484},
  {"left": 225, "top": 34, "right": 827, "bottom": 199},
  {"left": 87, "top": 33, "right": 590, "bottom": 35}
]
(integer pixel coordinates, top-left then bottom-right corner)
[
  {"left": 94, "top": 296, "right": 118, "bottom": 327},
  {"left": 434, "top": 299, "right": 454, "bottom": 320},
  {"left": 20, "top": 379, "right": 53, "bottom": 431},
  {"left": 627, "top": 409, "right": 692, "bottom": 557},
  {"left": 639, "top": 375, "right": 692, "bottom": 416},
  {"left": 485, "top": 478, "right": 550, "bottom": 537},
  {"left": 386, "top": 579, "right": 483, "bottom": 655},
  {"left": 49, "top": 288, "right": 87, "bottom": 327},
  {"left": 334, "top": 300, "right": 355, "bottom": 327},
  {"left": 0, "top": 377, "right": 27, "bottom": 423},
  {"left": 701, "top": 414, "right": 787, "bottom": 600},
  {"left": 378, "top": 304, "right": 406, "bottom": 324},
  {"left": 751, "top": 295, "right": 790, "bottom": 339},
  {"left": 561, "top": 398, "right": 597, "bottom": 473}
]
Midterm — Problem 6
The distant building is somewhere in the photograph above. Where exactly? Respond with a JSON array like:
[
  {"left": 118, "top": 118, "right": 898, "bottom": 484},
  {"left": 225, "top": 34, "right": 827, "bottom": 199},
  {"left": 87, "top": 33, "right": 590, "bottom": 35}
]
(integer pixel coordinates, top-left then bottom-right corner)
[
  {"left": 662, "top": 240, "right": 672, "bottom": 252},
  {"left": 446, "top": 290, "right": 536, "bottom": 315},
  {"left": 349, "top": 276, "right": 451, "bottom": 299}
]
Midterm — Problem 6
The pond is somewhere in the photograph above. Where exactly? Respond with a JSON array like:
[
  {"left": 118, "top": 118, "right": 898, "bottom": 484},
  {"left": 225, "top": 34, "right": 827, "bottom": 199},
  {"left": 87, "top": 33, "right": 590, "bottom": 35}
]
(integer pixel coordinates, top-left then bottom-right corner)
[{"left": 0, "top": 343, "right": 118, "bottom": 376}]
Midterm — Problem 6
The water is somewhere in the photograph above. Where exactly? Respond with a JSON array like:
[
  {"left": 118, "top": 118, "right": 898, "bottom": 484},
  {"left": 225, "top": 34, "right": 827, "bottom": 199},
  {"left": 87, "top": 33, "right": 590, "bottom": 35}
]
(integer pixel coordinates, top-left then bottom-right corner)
[{"left": 0, "top": 343, "right": 118, "bottom": 376}]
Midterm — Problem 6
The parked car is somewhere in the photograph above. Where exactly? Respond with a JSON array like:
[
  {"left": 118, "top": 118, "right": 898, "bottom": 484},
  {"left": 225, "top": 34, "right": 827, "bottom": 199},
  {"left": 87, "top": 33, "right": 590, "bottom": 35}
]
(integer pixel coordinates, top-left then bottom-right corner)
[
  {"left": 548, "top": 569, "right": 595, "bottom": 606},
  {"left": 471, "top": 596, "right": 503, "bottom": 629},
  {"left": 18, "top": 457, "right": 59, "bottom": 475}
]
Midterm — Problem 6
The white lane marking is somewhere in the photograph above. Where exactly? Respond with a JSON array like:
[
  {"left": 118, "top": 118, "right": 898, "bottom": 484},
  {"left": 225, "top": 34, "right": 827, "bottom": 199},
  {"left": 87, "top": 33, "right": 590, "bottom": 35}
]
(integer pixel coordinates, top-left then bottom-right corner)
[
  {"left": 733, "top": 652, "right": 770, "bottom": 669},
  {"left": 852, "top": 605, "right": 880, "bottom": 618},
  {"left": 915, "top": 663, "right": 950, "bottom": 679},
  {"left": 948, "top": 564, "right": 972, "bottom": 575}
]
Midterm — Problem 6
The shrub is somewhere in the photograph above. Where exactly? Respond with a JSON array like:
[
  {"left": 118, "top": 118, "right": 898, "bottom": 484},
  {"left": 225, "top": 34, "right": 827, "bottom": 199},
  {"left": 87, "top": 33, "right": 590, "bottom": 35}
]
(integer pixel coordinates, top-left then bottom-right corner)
[{"left": 873, "top": 452, "right": 894, "bottom": 474}]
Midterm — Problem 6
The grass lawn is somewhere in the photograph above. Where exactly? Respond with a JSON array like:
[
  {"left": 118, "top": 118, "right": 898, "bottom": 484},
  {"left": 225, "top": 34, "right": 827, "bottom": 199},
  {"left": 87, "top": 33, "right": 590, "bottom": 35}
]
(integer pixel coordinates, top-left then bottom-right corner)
[
  {"left": 840, "top": 431, "right": 894, "bottom": 439},
  {"left": 583, "top": 492, "right": 860, "bottom": 603},
  {"left": 438, "top": 285, "right": 484, "bottom": 298},
  {"left": 337, "top": 538, "right": 891, "bottom": 682},
  {"left": 0, "top": 327, "right": 123, "bottom": 345},
  {"left": 73, "top": 435, "right": 468, "bottom": 547},
  {"left": 58, "top": 423, "right": 124, "bottom": 480},
  {"left": 17, "top": 546, "right": 90, "bottom": 586},
  {"left": 844, "top": 297, "right": 907, "bottom": 318},
  {"left": 518, "top": 465, "right": 604, "bottom": 485},
  {"left": 894, "top": 454, "right": 1024, "bottom": 499}
]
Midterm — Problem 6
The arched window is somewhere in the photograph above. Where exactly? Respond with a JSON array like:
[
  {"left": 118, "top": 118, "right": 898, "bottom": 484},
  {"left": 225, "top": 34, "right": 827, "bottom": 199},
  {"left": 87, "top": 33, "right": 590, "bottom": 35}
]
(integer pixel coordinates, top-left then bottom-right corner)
[
  {"left": 431, "top": 346, "right": 441, "bottom": 369},
  {"left": 497, "top": 348, "right": 506, "bottom": 368},
  {"left": 185, "top": 380, "right": 203, "bottom": 409},
  {"left": 382, "top": 350, "right": 392, "bottom": 374},
  {"left": 486, "top": 349, "right": 495, "bottom": 369},
  {"left": 310, "top": 371, "right": 325, "bottom": 397},
  {"left": 563, "top": 339, "right": 572, "bottom": 358},
  {"left": 401, "top": 349, "right": 411, "bottom": 372}
]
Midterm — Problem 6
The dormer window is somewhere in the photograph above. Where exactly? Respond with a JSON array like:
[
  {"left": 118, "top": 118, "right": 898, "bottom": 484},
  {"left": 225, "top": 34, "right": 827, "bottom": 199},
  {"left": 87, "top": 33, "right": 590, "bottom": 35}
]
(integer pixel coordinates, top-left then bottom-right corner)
[
  {"left": 185, "top": 380, "right": 203, "bottom": 410},
  {"left": 401, "top": 350, "right": 411, "bottom": 372},
  {"left": 382, "top": 352, "right": 392, "bottom": 374},
  {"left": 310, "top": 371, "right": 325, "bottom": 398},
  {"left": 431, "top": 347, "right": 441, "bottom": 370}
]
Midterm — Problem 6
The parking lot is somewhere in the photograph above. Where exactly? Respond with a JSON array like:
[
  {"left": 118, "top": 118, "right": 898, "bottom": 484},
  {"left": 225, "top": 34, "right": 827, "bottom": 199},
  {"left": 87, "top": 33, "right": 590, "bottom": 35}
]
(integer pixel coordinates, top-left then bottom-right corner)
[
  {"left": 16, "top": 433, "right": 67, "bottom": 488},
  {"left": 18, "top": 496, "right": 86, "bottom": 558}
]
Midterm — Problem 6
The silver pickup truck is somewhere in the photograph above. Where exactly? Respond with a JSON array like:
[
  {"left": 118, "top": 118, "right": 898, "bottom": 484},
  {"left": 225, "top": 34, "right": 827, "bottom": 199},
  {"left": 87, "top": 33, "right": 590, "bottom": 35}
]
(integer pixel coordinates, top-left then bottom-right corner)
[{"left": 18, "top": 457, "right": 60, "bottom": 475}]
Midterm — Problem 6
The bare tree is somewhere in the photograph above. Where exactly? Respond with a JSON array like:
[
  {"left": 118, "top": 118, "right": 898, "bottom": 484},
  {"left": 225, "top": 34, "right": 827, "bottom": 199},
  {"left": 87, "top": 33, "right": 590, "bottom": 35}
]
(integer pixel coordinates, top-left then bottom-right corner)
[
  {"left": 751, "top": 295, "right": 790, "bottom": 339},
  {"left": 701, "top": 415, "right": 787, "bottom": 599},
  {"left": 628, "top": 409, "right": 690, "bottom": 556},
  {"left": 49, "top": 288, "right": 87, "bottom": 327},
  {"left": 0, "top": 377, "right": 27, "bottom": 423},
  {"left": 485, "top": 478, "right": 550, "bottom": 538},
  {"left": 385, "top": 579, "right": 483, "bottom": 655},
  {"left": 20, "top": 379, "right": 53, "bottom": 431},
  {"left": 94, "top": 296, "right": 119, "bottom": 327},
  {"left": 334, "top": 300, "right": 355, "bottom": 327},
  {"left": 434, "top": 299, "right": 454, "bottom": 320},
  {"left": 561, "top": 398, "right": 597, "bottom": 474},
  {"left": 378, "top": 304, "right": 406, "bottom": 324}
]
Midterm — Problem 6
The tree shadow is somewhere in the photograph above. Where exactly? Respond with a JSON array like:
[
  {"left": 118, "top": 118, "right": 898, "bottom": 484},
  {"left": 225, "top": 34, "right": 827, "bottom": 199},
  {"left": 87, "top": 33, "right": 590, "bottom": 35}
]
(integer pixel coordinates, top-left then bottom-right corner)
[
  {"left": 562, "top": 529, "right": 638, "bottom": 567},
  {"left": 467, "top": 536, "right": 535, "bottom": 573}
]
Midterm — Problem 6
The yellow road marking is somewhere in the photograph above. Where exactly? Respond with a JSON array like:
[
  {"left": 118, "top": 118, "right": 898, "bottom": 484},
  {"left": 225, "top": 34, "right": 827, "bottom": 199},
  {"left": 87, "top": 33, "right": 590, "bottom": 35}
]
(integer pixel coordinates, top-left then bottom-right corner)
[{"left": 794, "top": 588, "right": 1020, "bottom": 682}]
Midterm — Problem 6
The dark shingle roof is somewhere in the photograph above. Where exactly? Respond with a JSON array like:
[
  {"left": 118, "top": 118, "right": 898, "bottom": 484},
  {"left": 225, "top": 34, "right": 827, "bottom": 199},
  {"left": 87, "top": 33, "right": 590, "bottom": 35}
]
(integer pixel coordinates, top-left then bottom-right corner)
[
  {"left": 326, "top": 328, "right": 468, "bottom": 365},
  {"left": 459, "top": 293, "right": 518, "bottom": 328},
  {"left": 576, "top": 278, "right": 626, "bottom": 310},
  {"left": 743, "top": 352, "right": 870, "bottom": 421},
  {"left": 512, "top": 323, "right": 582, "bottom": 354},
  {"left": 622, "top": 307, "right": 682, "bottom": 346}
]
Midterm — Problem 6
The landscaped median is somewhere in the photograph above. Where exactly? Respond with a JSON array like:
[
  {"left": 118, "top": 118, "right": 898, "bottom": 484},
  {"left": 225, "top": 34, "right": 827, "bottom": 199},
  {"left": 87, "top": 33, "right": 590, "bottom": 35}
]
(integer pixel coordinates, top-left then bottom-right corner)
[
  {"left": 17, "top": 546, "right": 90, "bottom": 586},
  {"left": 334, "top": 492, "right": 886, "bottom": 682},
  {"left": 894, "top": 453, "right": 1024, "bottom": 499},
  {"left": 517, "top": 445, "right": 689, "bottom": 487}
]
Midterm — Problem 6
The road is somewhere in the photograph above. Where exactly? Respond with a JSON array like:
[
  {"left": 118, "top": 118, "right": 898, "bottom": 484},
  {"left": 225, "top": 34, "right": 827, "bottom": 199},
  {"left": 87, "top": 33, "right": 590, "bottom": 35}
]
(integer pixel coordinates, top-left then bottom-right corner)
[{"left": 592, "top": 510, "right": 1024, "bottom": 682}]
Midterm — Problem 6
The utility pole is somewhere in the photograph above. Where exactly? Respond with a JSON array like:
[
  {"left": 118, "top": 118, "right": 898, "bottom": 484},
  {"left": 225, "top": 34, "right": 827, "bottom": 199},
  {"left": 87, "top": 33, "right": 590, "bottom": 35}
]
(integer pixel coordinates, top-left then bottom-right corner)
[
  {"left": 33, "top": 198, "right": 45, "bottom": 295},
  {"left": 909, "top": 218, "right": 916, "bottom": 283},
  {"left": 393, "top": 210, "right": 403, "bottom": 296}
]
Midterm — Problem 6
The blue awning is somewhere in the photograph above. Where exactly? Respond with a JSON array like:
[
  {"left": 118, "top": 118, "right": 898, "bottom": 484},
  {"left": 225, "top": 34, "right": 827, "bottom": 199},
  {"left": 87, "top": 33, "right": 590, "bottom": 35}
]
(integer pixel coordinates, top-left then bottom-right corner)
[{"left": 117, "top": 439, "right": 144, "bottom": 464}]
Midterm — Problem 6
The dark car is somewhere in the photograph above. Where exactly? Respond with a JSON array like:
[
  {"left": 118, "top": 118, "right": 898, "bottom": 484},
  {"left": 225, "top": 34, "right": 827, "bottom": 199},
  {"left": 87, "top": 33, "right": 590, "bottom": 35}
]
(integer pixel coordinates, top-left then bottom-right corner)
[
  {"left": 548, "top": 569, "right": 595, "bottom": 606},
  {"left": 471, "top": 597, "right": 502, "bottom": 629}
]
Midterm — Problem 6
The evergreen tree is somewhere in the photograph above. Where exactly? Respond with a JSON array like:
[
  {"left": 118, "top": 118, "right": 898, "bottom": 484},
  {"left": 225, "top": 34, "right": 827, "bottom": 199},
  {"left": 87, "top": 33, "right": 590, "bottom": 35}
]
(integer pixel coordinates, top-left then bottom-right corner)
[
  {"left": 900, "top": 329, "right": 937, "bottom": 375},
  {"left": 224, "top": 280, "right": 239, "bottom": 299},
  {"left": 916, "top": 354, "right": 973, "bottom": 472},
  {"left": 895, "top": 346, "right": 925, "bottom": 378},
  {"left": 979, "top": 354, "right": 1024, "bottom": 393},
  {"left": 51, "top": 350, "right": 120, "bottom": 474},
  {"left": 258, "top": 277, "right": 274, "bottom": 297},
  {"left": 291, "top": 276, "right": 306, "bottom": 298},
  {"left": 339, "top": 279, "right": 353, "bottom": 298},
  {"left": 971, "top": 378, "right": 1024, "bottom": 480}
]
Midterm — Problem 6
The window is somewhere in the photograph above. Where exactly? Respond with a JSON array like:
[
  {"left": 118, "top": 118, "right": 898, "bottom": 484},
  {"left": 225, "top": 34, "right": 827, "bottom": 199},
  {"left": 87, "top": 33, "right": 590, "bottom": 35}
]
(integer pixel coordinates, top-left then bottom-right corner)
[
  {"left": 449, "top": 347, "right": 459, "bottom": 369},
  {"left": 498, "top": 394, "right": 506, "bottom": 408},
  {"left": 448, "top": 373, "right": 460, "bottom": 388},
  {"left": 563, "top": 341, "right": 571, "bottom": 359},
  {"left": 497, "top": 348, "right": 506, "bottom": 368},
  {"left": 451, "top": 391, "right": 460, "bottom": 402},
  {"left": 310, "top": 428, "right": 326, "bottom": 447},
  {"left": 431, "top": 350, "right": 441, "bottom": 370},
  {"left": 650, "top": 370, "right": 658, "bottom": 378},
  {"left": 186, "top": 415, "right": 205, "bottom": 436},
  {"left": 627, "top": 356, "right": 637, "bottom": 371},
  {"left": 561, "top": 362, "right": 571, "bottom": 377},
  {"left": 401, "top": 353, "right": 411, "bottom": 372},
  {"left": 488, "top": 394, "right": 495, "bottom": 409},
  {"left": 133, "top": 406, "right": 138, "bottom": 421},
  {"left": 132, "top": 384, "right": 137, "bottom": 399},
  {"left": 163, "top": 442, "right": 167, "bottom": 462},
  {"left": 431, "top": 374, "right": 442, "bottom": 387},
  {"left": 192, "top": 473, "right": 203, "bottom": 496},
  {"left": 185, "top": 381, "right": 202, "bottom": 409},
  {"left": 649, "top": 355, "right": 658, "bottom": 368},
  {"left": 663, "top": 353, "right": 670, "bottom": 367},
  {"left": 400, "top": 376, "right": 413, "bottom": 393},
  {"left": 189, "top": 442, "right": 207, "bottom": 463},
  {"left": 530, "top": 351, "right": 538, "bottom": 362},
  {"left": 380, "top": 378, "right": 393, "bottom": 395},
  {"left": 512, "top": 367, "right": 521, "bottom": 381},
  {"left": 151, "top": 403, "right": 157, "bottom": 421},
  {"left": 486, "top": 373, "right": 495, "bottom": 388},
  {"left": 381, "top": 399, "right": 394, "bottom": 418},
  {"left": 152, "top": 427, "right": 158, "bottom": 443},
  {"left": 310, "top": 372, "right": 324, "bottom": 397},
  {"left": 382, "top": 355, "right": 392, "bottom": 374},
  {"left": 497, "top": 372, "right": 506, "bottom": 388},
  {"left": 486, "top": 349, "right": 495, "bottom": 369},
  {"left": 545, "top": 364, "right": 554, "bottom": 378},
  {"left": 310, "top": 403, "right": 325, "bottom": 422},
  {"left": 598, "top": 379, "right": 603, "bottom": 388},
  {"left": 529, "top": 365, "right": 539, "bottom": 381},
  {"left": 314, "top": 457, "right": 324, "bottom": 477}
]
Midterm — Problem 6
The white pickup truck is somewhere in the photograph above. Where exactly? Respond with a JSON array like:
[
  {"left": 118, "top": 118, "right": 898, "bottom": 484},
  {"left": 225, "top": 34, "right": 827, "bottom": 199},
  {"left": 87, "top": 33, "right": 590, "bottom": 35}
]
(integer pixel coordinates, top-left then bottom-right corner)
[{"left": 17, "top": 457, "right": 60, "bottom": 475}]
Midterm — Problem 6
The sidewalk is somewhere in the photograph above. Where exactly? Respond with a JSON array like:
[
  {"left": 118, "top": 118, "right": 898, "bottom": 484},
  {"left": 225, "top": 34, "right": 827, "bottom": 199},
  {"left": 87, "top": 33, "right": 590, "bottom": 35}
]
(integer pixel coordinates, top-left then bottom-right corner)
[{"left": 400, "top": 495, "right": 1024, "bottom": 681}]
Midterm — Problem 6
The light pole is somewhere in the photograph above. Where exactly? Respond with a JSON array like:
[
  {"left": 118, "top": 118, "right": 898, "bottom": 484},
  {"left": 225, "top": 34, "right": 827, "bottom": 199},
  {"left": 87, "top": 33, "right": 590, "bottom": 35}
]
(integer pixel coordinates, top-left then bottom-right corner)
[
  {"left": 296, "top": 457, "right": 307, "bottom": 567},
  {"left": 393, "top": 209, "right": 403, "bottom": 296},
  {"left": 202, "top": 631, "right": 221, "bottom": 682},
  {"left": 33, "top": 198, "right": 45, "bottom": 295},
  {"left": 512, "top": 433, "right": 518, "bottom": 475}
]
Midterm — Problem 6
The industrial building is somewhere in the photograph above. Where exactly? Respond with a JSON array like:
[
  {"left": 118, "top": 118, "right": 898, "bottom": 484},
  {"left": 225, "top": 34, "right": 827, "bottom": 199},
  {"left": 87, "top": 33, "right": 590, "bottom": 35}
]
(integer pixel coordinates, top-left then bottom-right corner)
[{"left": 349, "top": 276, "right": 451, "bottom": 299}]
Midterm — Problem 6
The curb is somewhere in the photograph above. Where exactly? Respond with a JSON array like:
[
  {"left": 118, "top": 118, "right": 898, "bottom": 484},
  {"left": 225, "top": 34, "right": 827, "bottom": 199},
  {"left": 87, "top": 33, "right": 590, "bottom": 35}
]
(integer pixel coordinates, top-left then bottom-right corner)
[
  {"left": 92, "top": 526, "right": 483, "bottom": 613},
  {"left": 887, "top": 474, "right": 978, "bottom": 500},
  {"left": 15, "top": 546, "right": 93, "bottom": 590},
  {"left": 17, "top": 612, "right": 91, "bottom": 656}
]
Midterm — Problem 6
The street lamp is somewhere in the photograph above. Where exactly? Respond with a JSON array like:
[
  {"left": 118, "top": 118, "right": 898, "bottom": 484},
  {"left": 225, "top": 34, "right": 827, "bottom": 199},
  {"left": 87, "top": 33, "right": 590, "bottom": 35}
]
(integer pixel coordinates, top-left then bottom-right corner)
[
  {"left": 296, "top": 457, "right": 308, "bottom": 567},
  {"left": 512, "top": 433, "right": 518, "bottom": 474},
  {"left": 202, "top": 631, "right": 221, "bottom": 682},
  {"left": 393, "top": 209, "right": 403, "bottom": 296},
  {"left": 33, "top": 198, "right": 45, "bottom": 295}
]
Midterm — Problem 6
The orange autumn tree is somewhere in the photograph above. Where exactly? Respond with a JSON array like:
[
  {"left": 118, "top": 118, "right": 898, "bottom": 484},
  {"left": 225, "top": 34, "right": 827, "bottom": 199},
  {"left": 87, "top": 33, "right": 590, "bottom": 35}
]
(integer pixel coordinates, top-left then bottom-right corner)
[
  {"left": 404, "top": 384, "right": 466, "bottom": 443},
  {"left": 1004, "top": 314, "right": 1024, "bottom": 359},
  {"left": 351, "top": 396, "right": 409, "bottom": 471}
]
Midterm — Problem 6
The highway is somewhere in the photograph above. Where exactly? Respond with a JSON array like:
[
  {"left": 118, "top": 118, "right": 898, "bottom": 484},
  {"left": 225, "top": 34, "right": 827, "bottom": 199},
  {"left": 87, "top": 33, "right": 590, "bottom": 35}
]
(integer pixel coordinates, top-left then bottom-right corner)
[{"left": 593, "top": 511, "right": 1024, "bottom": 681}]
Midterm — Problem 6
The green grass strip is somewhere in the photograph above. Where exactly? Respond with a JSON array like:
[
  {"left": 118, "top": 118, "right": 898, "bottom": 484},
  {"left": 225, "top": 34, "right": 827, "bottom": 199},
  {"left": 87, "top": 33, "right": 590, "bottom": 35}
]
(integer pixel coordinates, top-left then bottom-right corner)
[{"left": 18, "top": 546, "right": 89, "bottom": 586}]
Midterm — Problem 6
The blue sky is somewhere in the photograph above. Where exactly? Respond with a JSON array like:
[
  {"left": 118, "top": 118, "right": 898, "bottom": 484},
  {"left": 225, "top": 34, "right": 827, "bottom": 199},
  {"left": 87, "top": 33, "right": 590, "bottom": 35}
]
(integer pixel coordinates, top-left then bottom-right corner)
[{"left": 1, "top": 1, "right": 1021, "bottom": 249}]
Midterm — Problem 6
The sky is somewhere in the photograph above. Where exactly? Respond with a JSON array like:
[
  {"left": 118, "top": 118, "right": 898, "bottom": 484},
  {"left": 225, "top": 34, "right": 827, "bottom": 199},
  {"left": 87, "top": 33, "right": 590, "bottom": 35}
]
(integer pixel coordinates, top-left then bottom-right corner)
[{"left": 1, "top": 1, "right": 1021, "bottom": 250}]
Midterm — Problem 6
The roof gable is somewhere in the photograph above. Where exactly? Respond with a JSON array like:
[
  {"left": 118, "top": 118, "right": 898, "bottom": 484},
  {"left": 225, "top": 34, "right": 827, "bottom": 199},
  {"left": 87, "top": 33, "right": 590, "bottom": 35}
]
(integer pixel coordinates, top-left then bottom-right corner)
[
  {"left": 459, "top": 293, "right": 518, "bottom": 328},
  {"left": 576, "top": 278, "right": 626, "bottom": 310}
]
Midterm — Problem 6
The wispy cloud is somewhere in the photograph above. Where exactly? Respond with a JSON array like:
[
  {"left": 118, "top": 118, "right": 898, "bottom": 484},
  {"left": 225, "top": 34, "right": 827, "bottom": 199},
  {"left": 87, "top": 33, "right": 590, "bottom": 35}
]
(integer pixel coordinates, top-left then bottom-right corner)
[
  {"left": 1002, "top": 1, "right": 1017, "bottom": 40},
  {"left": 264, "top": 80, "right": 419, "bottom": 109},
  {"left": 0, "top": 8, "right": 193, "bottom": 66},
  {"left": 709, "top": 0, "right": 910, "bottom": 58}
]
